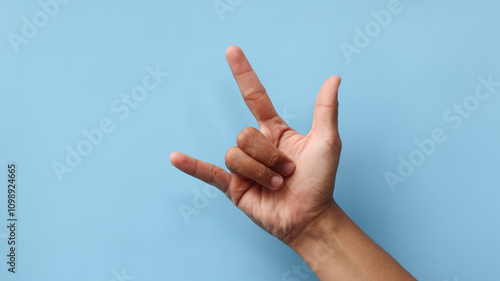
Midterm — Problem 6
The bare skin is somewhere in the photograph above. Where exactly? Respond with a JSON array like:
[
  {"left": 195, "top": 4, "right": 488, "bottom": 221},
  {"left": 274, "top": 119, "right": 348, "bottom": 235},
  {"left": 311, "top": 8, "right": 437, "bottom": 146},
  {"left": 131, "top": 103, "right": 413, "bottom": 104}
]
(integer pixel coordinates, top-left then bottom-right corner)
[{"left": 170, "top": 46, "right": 416, "bottom": 280}]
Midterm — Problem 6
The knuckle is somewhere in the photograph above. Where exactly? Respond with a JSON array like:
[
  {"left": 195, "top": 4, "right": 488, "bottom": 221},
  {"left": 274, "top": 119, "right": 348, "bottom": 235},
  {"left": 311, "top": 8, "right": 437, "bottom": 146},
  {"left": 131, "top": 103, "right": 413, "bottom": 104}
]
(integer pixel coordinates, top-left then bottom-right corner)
[
  {"left": 225, "top": 146, "right": 239, "bottom": 168},
  {"left": 237, "top": 127, "right": 257, "bottom": 148},
  {"left": 208, "top": 165, "right": 217, "bottom": 185},
  {"left": 266, "top": 150, "right": 281, "bottom": 167},
  {"left": 254, "top": 165, "right": 268, "bottom": 179},
  {"left": 324, "top": 137, "right": 342, "bottom": 154},
  {"left": 243, "top": 88, "right": 266, "bottom": 102}
]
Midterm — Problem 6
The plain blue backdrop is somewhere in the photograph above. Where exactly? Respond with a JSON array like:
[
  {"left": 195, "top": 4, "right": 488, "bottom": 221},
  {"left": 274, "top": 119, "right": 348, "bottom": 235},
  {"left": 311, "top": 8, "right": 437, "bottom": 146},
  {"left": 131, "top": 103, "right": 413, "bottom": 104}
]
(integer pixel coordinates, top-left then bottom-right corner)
[{"left": 1, "top": 0, "right": 499, "bottom": 280}]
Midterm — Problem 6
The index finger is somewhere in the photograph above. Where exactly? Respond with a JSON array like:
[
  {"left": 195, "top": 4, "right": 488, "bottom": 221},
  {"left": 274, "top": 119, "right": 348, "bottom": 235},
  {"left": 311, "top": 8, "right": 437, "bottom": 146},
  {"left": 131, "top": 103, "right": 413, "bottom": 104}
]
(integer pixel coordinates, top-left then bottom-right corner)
[{"left": 226, "top": 46, "right": 285, "bottom": 127}]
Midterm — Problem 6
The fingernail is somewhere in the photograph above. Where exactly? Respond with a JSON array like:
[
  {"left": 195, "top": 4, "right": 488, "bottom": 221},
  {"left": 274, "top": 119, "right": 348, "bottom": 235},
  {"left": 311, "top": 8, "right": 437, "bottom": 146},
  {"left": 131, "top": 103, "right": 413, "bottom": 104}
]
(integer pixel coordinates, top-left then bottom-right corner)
[
  {"left": 282, "top": 162, "right": 295, "bottom": 177},
  {"left": 271, "top": 175, "right": 283, "bottom": 189}
]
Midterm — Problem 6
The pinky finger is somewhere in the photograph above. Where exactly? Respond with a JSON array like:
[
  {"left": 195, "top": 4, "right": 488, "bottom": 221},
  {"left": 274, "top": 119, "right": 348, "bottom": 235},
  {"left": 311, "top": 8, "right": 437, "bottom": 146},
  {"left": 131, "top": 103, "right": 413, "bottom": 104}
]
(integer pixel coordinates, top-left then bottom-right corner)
[{"left": 169, "top": 152, "right": 231, "bottom": 193}]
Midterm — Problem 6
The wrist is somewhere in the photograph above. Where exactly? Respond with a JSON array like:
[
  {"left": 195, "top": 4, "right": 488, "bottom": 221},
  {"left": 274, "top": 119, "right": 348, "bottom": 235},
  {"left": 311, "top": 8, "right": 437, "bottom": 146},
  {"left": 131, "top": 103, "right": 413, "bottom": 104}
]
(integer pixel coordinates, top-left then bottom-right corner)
[{"left": 286, "top": 202, "right": 345, "bottom": 269}]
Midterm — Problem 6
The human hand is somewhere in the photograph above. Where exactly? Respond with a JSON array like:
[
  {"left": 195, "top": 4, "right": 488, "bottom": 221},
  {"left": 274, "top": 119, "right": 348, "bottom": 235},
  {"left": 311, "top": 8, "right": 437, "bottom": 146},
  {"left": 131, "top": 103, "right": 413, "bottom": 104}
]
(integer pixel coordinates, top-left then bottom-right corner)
[{"left": 170, "top": 46, "right": 342, "bottom": 244}]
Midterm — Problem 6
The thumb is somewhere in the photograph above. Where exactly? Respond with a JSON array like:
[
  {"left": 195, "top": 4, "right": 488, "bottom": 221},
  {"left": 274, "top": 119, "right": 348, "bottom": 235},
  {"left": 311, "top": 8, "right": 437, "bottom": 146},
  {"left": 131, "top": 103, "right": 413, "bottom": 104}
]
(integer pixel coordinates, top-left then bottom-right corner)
[{"left": 310, "top": 75, "right": 341, "bottom": 139}]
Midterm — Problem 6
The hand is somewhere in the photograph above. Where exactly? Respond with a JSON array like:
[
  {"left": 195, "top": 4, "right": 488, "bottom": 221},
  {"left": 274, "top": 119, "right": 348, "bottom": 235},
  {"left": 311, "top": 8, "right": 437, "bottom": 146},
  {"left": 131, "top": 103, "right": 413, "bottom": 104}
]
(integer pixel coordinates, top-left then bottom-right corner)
[
  {"left": 171, "top": 46, "right": 416, "bottom": 281},
  {"left": 170, "top": 46, "right": 342, "bottom": 244}
]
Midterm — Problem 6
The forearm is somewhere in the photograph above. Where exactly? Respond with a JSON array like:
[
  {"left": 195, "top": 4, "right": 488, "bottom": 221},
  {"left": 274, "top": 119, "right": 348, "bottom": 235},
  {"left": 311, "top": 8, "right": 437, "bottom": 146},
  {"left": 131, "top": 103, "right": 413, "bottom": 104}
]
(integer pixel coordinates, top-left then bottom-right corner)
[{"left": 287, "top": 203, "right": 416, "bottom": 281}]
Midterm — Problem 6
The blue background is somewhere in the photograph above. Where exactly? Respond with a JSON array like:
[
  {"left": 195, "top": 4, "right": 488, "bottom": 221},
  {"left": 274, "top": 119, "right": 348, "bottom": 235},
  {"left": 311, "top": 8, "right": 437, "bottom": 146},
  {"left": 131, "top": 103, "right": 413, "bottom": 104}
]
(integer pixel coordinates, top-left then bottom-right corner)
[{"left": 1, "top": 0, "right": 499, "bottom": 280}]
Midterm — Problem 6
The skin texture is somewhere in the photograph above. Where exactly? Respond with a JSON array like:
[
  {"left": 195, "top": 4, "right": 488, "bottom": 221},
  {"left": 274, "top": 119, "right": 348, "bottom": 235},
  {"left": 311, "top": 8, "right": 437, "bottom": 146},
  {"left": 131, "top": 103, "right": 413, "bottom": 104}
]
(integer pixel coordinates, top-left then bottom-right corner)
[{"left": 170, "top": 46, "right": 416, "bottom": 280}]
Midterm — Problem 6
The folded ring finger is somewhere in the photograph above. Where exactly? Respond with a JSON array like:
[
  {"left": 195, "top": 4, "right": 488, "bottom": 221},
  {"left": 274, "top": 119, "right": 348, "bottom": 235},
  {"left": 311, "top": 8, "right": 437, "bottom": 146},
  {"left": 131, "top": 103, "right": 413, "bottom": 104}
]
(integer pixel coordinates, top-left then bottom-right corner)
[
  {"left": 237, "top": 127, "right": 295, "bottom": 176},
  {"left": 225, "top": 146, "right": 284, "bottom": 190}
]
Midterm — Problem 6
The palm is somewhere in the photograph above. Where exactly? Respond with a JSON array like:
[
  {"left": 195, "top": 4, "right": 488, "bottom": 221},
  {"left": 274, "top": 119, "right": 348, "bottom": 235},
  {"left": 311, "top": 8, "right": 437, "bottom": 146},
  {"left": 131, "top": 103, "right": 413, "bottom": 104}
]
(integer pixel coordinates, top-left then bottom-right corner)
[
  {"left": 171, "top": 46, "right": 341, "bottom": 243},
  {"left": 228, "top": 126, "right": 340, "bottom": 241}
]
